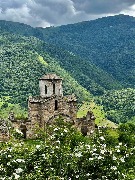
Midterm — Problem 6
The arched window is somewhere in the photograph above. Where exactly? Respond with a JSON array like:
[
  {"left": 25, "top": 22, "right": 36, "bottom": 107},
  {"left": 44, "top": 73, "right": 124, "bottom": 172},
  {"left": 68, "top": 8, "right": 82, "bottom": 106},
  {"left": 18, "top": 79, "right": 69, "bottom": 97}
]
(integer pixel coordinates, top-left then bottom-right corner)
[
  {"left": 53, "top": 83, "right": 55, "bottom": 94},
  {"left": 55, "top": 100, "right": 58, "bottom": 110},
  {"left": 45, "top": 85, "right": 47, "bottom": 94}
]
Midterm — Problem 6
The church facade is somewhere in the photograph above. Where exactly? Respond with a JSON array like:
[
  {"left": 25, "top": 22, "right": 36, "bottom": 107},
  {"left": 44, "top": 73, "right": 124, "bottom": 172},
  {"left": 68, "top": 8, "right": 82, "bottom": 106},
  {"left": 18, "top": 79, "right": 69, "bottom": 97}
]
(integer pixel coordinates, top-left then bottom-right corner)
[
  {"left": 28, "top": 74, "right": 77, "bottom": 131},
  {"left": 0, "top": 73, "right": 96, "bottom": 140}
]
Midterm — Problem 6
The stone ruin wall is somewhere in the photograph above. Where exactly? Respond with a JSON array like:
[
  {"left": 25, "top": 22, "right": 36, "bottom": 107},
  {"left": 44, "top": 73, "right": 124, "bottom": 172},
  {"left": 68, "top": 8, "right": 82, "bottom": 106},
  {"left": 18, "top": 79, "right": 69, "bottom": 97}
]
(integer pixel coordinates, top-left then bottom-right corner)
[
  {"left": 28, "top": 95, "right": 77, "bottom": 131},
  {"left": 0, "top": 109, "right": 96, "bottom": 140},
  {"left": 75, "top": 111, "right": 96, "bottom": 136},
  {"left": 39, "top": 79, "right": 63, "bottom": 97},
  {"left": 0, "top": 73, "right": 96, "bottom": 140}
]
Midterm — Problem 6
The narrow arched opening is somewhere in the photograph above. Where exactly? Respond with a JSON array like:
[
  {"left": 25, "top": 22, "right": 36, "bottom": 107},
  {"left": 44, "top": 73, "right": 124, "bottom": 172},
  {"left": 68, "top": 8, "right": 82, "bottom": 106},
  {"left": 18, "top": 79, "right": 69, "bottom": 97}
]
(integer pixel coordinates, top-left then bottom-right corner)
[
  {"left": 53, "top": 83, "right": 55, "bottom": 94},
  {"left": 45, "top": 85, "right": 47, "bottom": 94},
  {"left": 55, "top": 100, "right": 58, "bottom": 110}
]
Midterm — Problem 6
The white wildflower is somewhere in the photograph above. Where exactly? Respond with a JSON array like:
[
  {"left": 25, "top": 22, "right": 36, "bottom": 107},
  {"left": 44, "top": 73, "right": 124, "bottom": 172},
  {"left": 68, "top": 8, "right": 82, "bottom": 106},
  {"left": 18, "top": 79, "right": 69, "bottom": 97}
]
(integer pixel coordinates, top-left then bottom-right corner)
[
  {"left": 111, "top": 166, "right": 117, "bottom": 170},
  {"left": 16, "top": 159, "right": 25, "bottom": 163},
  {"left": 8, "top": 155, "right": 12, "bottom": 158},
  {"left": 34, "top": 166, "right": 38, "bottom": 169},
  {"left": 7, "top": 162, "right": 10, "bottom": 165},
  {"left": 13, "top": 173, "right": 20, "bottom": 179},
  {"left": 42, "top": 154, "right": 45, "bottom": 158},
  {"left": 120, "top": 157, "right": 125, "bottom": 162},
  {"left": 15, "top": 129, "right": 23, "bottom": 135},
  {"left": 15, "top": 168, "right": 23, "bottom": 174},
  {"left": 117, "top": 149, "right": 120, "bottom": 153},
  {"left": 54, "top": 128, "right": 58, "bottom": 131},
  {"left": 113, "top": 156, "right": 117, "bottom": 160},
  {"left": 36, "top": 145, "right": 40, "bottom": 149},
  {"left": 102, "top": 144, "right": 106, "bottom": 148},
  {"left": 109, "top": 150, "right": 112, "bottom": 154},
  {"left": 64, "top": 129, "right": 68, "bottom": 133},
  {"left": 99, "top": 136, "right": 105, "bottom": 141},
  {"left": 89, "top": 158, "right": 93, "bottom": 161},
  {"left": 98, "top": 155, "right": 103, "bottom": 160},
  {"left": 93, "top": 148, "right": 97, "bottom": 152},
  {"left": 101, "top": 150, "right": 105, "bottom": 154},
  {"left": 122, "top": 173, "right": 126, "bottom": 178},
  {"left": 75, "top": 152, "right": 82, "bottom": 157}
]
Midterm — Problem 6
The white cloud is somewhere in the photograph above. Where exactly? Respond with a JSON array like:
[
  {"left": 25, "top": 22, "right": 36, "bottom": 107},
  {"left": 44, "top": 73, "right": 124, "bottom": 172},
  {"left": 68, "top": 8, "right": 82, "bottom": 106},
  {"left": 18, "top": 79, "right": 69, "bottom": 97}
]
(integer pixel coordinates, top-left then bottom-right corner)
[
  {"left": 0, "top": 0, "right": 135, "bottom": 27},
  {"left": 120, "top": 4, "right": 135, "bottom": 17}
]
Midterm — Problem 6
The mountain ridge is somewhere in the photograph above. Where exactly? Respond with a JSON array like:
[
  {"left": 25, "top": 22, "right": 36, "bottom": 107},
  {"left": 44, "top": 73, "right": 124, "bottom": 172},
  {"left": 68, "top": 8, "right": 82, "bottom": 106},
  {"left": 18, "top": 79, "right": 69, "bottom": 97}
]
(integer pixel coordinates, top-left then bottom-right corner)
[{"left": 0, "top": 14, "right": 134, "bottom": 123}]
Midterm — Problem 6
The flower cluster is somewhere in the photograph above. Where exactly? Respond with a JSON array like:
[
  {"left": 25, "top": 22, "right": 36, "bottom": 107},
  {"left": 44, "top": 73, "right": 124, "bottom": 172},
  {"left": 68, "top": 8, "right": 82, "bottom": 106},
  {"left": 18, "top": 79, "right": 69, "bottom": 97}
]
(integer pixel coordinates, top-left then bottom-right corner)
[{"left": 0, "top": 120, "right": 135, "bottom": 179}]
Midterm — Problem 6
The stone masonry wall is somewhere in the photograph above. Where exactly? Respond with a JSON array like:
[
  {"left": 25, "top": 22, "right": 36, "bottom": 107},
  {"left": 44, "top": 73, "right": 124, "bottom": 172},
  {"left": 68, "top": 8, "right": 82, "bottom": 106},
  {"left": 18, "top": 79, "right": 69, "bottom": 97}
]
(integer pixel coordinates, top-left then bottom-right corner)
[
  {"left": 28, "top": 95, "right": 77, "bottom": 132},
  {"left": 39, "top": 79, "right": 63, "bottom": 97}
]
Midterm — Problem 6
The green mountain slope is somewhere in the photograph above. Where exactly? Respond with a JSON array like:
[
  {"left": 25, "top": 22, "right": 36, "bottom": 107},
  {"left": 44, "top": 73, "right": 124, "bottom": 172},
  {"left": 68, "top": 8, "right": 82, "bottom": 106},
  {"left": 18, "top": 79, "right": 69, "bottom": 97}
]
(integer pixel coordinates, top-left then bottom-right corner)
[
  {"left": 0, "top": 15, "right": 134, "bottom": 124},
  {"left": 97, "top": 88, "right": 135, "bottom": 124},
  {"left": 40, "top": 14, "right": 135, "bottom": 88},
  {"left": 0, "top": 31, "right": 92, "bottom": 107},
  {"left": 1, "top": 16, "right": 133, "bottom": 95},
  {"left": 1, "top": 15, "right": 134, "bottom": 89}
]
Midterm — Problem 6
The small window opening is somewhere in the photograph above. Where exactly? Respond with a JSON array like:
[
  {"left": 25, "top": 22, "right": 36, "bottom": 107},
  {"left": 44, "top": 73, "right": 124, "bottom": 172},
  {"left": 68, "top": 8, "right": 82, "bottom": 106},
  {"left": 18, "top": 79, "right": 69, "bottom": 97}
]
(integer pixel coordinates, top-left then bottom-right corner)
[
  {"left": 45, "top": 85, "right": 47, "bottom": 94},
  {"left": 53, "top": 83, "right": 55, "bottom": 94},
  {"left": 55, "top": 100, "right": 58, "bottom": 110}
]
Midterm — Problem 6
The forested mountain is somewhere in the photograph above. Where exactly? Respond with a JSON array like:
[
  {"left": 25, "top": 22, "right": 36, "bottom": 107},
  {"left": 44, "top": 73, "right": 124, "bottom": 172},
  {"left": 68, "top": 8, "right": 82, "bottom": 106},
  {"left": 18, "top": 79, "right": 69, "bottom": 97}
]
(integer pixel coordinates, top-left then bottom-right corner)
[
  {"left": 96, "top": 88, "right": 135, "bottom": 124},
  {"left": 0, "top": 31, "right": 92, "bottom": 106},
  {"left": 0, "top": 15, "right": 135, "bottom": 123},
  {"left": 1, "top": 15, "right": 135, "bottom": 91},
  {"left": 40, "top": 14, "right": 135, "bottom": 88}
]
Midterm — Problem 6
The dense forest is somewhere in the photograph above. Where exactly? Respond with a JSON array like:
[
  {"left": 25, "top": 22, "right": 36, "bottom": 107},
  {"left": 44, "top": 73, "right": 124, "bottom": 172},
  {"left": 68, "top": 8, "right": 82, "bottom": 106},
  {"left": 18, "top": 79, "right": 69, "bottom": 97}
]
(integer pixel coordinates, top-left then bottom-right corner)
[
  {"left": 0, "top": 14, "right": 135, "bottom": 124},
  {"left": 41, "top": 14, "right": 135, "bottom": 88},
  {"left": 96, "top": 88, "right": 135, "bottom": 124},
  {"left": 0, "top": 14, "right": 135, "bottom": 180},
  {"left": 0, "top": 31, "right": 92, "bottom": 107}
]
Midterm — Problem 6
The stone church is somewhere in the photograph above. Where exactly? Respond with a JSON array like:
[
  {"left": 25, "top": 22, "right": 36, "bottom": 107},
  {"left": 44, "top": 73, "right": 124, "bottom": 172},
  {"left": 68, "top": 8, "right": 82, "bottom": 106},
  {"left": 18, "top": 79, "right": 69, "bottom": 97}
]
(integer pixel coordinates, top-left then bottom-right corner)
[
  {"left": 0, "top": 73, "right": 96, "bottom": 140},
  {"left": 28, "top": 74, "right": 77, "bottom": 130}
]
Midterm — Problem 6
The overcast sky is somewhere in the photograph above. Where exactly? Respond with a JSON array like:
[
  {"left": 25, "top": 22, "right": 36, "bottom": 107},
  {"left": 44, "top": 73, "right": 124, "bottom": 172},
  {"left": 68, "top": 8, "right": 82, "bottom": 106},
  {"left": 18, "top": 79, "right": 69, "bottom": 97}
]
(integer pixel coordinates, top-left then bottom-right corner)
[{"left": 0, "top": 0, "right": 135, "bottom": 27}]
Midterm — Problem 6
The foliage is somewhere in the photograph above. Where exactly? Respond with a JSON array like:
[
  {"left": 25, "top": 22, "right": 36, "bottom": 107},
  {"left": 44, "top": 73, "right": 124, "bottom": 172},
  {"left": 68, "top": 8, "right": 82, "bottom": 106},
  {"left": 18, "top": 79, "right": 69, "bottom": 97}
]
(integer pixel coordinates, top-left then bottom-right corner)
[
  {"left": 98, "top": 88, "right": 135, "bottom": 124},
  {"left": 0, "top": 31, "right": 92, "bottom": 107},
  {"left": 0, "top": 119, "right": 135, "bottom": 179},
  {"left": 0, "top": 97, "right": 27, "bottom": 119},
  {"left": 2, "top": 15, "right": 134, "bottom": 97},
  {"left": 77, "top": 101, "right": 117, "bottom": 128},
  {"left": 0, "top": 15, "right": 135, "bottom": 123},
  {"left": 41, "top": 14, "right": 135, "bottom": 88}
]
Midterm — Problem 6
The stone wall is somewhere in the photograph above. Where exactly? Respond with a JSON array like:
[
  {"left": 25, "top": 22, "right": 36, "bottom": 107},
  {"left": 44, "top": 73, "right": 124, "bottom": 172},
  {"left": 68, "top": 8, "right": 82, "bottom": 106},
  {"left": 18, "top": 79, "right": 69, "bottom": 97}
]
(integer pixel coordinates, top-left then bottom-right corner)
[
  {"left": 28, "top": 94, "right": 77, "bottom": 133},
  {"left": 0, "top": 73, "right": 96, "bottom": 140},
  {"left": 39, "top": 79, "right": 63, "bottom": 97},
  {"left": 76, "top": 111, "right": 96, "bottom": 136}
]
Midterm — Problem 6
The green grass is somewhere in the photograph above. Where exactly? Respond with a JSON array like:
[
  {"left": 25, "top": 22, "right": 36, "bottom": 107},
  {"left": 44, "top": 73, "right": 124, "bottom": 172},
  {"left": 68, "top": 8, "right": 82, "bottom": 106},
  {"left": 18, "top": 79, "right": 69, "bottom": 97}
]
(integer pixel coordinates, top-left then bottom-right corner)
[
  {"left": 0, "top": 97, "right": 27, "bottom": 119},
  {"left": 38, "top": 55, "right": 48, "bottom": 66},
  {"left": 77, "top": 101, "right": 117, "bottom": 128}
]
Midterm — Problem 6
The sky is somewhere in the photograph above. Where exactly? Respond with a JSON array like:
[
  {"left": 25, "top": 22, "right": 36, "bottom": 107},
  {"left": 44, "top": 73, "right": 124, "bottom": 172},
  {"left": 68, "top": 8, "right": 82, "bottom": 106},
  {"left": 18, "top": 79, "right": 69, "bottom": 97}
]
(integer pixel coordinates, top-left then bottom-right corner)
[{"left": 0, "top": 0, "right": 135, "bottom": 27}]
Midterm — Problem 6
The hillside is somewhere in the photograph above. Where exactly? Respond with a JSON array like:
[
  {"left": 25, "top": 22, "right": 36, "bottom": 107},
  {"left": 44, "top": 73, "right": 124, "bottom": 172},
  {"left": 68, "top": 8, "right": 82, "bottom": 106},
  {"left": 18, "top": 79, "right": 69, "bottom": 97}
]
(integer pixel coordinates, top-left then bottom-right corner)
[
  {"left": 0, "top": 18, "right": 125, "bottom": 96},
  {"left": 0, "top": 31, "right": 92, "bottom": 107},
  {"left": 40, "top": 14, "right": 135, "bottom": 88},
  {"left": 0, "top": 15, "right": 134, "bottom": 124},
  {"left": 97, "top": 88, "right": 135, "bottom": 124},
  {"left": 0, "top": 15, "right": 134, "bottom": 90}
]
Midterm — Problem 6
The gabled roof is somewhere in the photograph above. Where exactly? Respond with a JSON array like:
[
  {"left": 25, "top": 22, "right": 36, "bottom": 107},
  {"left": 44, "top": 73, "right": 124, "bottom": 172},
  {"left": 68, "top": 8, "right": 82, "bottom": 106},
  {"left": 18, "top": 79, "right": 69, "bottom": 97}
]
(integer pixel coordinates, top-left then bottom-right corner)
[{"left": 39, "top": 74, "right": 62, "bottom": 80}]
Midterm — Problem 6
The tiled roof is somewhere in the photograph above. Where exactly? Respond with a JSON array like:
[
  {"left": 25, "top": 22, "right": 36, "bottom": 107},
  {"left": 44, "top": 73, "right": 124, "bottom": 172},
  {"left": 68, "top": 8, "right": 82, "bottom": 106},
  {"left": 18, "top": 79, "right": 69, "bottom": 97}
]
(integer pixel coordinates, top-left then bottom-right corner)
[{"left": 39, "top": 74, "right": 62, "bottom": 80}]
